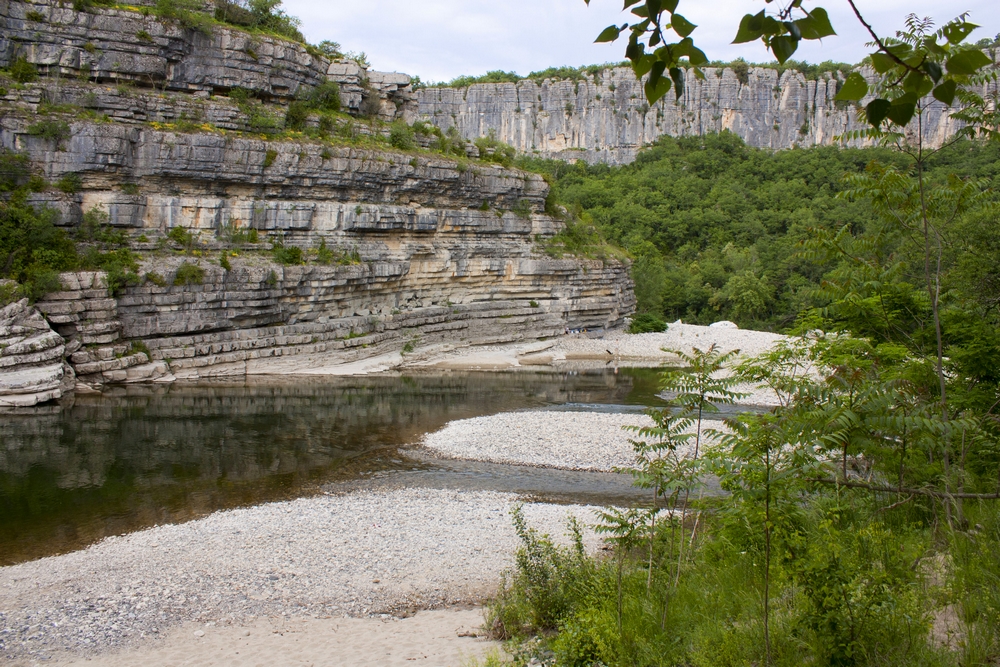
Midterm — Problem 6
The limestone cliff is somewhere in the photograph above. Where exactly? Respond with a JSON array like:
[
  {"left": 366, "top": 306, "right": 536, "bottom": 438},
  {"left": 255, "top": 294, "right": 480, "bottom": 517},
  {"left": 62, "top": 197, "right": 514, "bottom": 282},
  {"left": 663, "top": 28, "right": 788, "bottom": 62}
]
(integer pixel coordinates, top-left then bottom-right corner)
[
  {"left": 417, "top": 65, "right": 972, "bottom": 164},
  {"left": 0, "top": 0, "right": 634, "bottom": 400}
]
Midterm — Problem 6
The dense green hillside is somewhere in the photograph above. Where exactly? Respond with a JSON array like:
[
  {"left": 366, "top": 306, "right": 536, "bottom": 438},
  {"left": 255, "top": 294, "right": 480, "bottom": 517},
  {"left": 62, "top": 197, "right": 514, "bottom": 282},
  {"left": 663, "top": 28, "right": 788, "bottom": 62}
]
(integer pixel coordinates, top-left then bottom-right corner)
[{"left": 520, "top": 132, "right": 1000, "bottom": 332}]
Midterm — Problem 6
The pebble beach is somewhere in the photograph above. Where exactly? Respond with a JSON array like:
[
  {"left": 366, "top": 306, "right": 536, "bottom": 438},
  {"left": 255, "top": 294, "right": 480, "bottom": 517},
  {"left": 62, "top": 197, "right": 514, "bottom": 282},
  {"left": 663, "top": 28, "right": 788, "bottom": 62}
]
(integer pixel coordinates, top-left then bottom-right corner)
[{"left": 0, "top": 324, "right": 786, "bottom": 666}]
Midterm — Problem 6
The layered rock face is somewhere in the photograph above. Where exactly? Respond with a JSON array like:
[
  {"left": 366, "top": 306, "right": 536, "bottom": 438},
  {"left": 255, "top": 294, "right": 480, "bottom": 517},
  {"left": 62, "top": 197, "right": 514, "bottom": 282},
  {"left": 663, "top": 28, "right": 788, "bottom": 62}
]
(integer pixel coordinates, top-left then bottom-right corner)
[
  {"left": 0, "top": 298, "right": 73, "bottom": 407},
  {"left": 0, "top": 1, "right": 634, "bottom": 399},
  {"left": 2, "top": 117, "right": 632, "bottom": 388},
  {"left": 0, "top": 0, "right": 417, "bottom": 121},
  {"left": 418, "top": 66, "right": 968, "bottom": 164}
]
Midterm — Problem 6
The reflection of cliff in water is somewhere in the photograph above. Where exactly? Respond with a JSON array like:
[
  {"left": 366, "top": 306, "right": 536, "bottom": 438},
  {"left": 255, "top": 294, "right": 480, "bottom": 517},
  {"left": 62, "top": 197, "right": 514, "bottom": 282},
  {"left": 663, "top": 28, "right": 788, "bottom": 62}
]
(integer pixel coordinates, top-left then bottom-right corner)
[{"left": 0, "top": 369, "right": 662, "bottom": 565}]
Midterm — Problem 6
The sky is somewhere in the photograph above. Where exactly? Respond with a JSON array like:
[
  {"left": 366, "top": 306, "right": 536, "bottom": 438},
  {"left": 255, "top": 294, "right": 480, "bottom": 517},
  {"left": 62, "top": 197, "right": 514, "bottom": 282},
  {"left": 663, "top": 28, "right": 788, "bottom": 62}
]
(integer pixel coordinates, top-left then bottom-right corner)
[{"left": 281, "top": 1, "right": 1000, "bottom": 83}]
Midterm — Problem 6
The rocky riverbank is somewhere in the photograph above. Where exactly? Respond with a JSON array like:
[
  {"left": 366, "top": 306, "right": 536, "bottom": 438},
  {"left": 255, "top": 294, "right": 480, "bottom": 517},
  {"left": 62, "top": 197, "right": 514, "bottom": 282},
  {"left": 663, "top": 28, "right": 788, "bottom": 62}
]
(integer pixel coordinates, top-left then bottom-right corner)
[{"left": 0, "top": 488, "right": 599, "bottom": 664}]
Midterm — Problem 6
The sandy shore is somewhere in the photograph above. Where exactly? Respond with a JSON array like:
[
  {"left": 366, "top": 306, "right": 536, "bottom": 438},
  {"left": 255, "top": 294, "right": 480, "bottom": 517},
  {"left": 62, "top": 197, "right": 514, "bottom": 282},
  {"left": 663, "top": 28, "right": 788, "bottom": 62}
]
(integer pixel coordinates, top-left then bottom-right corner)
[
  {"left": 237, "top": 322, "right": 787, "bottom": 378},
  {"left": 47, "top": 608, "right": 491, "bottom": 667},
  {"left": 406, "top": 323, "right": 786, "bottom": 370},
  {"left": 0, "top": 489, "right": 596, "bottom": 665}
]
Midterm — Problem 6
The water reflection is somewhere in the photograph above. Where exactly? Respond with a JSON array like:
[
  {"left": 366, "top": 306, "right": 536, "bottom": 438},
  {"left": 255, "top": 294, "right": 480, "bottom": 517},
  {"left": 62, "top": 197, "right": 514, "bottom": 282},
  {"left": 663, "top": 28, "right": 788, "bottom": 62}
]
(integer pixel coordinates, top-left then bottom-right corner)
[{"left": 0, "top": 369, "right": 665, "bottom": 565}]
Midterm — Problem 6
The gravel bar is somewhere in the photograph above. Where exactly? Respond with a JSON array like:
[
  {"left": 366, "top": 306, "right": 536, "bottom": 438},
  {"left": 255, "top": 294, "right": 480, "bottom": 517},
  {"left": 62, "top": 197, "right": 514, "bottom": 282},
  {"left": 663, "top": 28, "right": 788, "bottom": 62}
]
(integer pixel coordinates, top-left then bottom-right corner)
[
  {"left": 422, "top": 411, "right": 664, "bottom": 472},
  {"left": 0, "top": 488, "right": 598, "bottom": 663}
]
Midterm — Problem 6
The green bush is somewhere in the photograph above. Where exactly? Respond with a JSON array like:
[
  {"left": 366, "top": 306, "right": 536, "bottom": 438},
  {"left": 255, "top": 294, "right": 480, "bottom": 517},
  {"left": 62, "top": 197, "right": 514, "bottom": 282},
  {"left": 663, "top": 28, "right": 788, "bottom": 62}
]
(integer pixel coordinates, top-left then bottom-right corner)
[
  {"left": 173, "top": 261, "right": 205, "bottom": 286},
  {"left": 511, "top": 199, "right": 533, "bottom": 219},
  {"left": 627, "top": 312, "right": 665, "bottom": 333},
  {"left": 27, "top": 119, "right": 72, "bottom": 147},
  {"left": 389, "top": 122, "right": 415, "bottom": 150},
  {"left": 55, "top": 172, "right": 82, "bottom": 194},
  {"left": 486, "top": 506, "right": 593, "bottom": 639},
  {"left": 284, "top": 101, "right": 309, "bottom": 131},
  {"left": 214, "top": 0, "right": 304, "bottom": 42},
  {"left": 144, "top": 271, "right": 167, "bottom": 287},
  {"left": 263, "top": 149, "right": 278, "bottom": 168},
  {"left": 301, "top": 81, "right": 341, "bottom": 112},
  {"left": 219, "top": 253, "right": 232, "bottom": 271},
  {"left": 217, "top": 221, "right": 258, "bottom": 245},
  {"left": 153, "top": 0, "right": 213, "bottom": 33},
  {"left": 270, "top": 236, "right": 303, "bottom": 265},
  {"left": 25, "top": 10, "right": 45, "bottom": 22},
  {"left": 474, "top": 133, "right": 516, "bottom": 167},
  {"left": 167, "top": 225, "right": 196, "bottom": 248},
  {"left": 0, "top": 150, "right": 30, "bottom": 192},
  {"left": 9, "top": 57, "right": 37, "bottom": 84}
]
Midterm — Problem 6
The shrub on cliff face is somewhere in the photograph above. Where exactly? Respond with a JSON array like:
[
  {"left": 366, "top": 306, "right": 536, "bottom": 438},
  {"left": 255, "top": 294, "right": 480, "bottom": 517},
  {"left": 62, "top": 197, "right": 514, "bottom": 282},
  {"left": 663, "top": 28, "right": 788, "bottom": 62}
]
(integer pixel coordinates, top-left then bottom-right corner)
[
  {"left": 0, "top": 150, "right": 30, "bottom": 192},
  {"left": 27, "top": 119, "right": 72, "bottom": 148},
  {"left": 173, "top": 262, "right": 205, "bottom": 286},
  {"left": 284, "top": 81, "right": 341, "bottom": 131},
  {"left": 270, "top": 237, "right": 303, "bottom": 265},
  {"left": 153, "top": 0, "right": 212, "bottom": 33},
  {"left": 475, "top": 133, "right": 516, "bottom": 167},
  {"left": 389, "top": 122, "right": 416, "bottom": 150},
  {"left": 9, "top": 57, "right": 38, "bottom": 84},
  {"left": 214, "top": 0, "right": 304, "bottom": 43}
]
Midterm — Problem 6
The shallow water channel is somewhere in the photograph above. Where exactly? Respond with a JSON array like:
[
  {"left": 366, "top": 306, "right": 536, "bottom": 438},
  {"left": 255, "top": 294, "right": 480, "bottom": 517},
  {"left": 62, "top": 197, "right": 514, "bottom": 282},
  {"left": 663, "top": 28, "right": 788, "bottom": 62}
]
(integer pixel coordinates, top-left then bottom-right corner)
[{"left": 0, "top": 368, "right": 674, "bottom": 566}]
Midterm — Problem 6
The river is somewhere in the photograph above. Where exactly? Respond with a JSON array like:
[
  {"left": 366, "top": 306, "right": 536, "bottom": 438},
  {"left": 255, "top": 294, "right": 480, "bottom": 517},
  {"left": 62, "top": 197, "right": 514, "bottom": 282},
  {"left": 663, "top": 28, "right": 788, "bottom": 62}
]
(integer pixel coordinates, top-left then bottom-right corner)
[{"left": 0, "top": 368, "right": 667, "bottom": 565}]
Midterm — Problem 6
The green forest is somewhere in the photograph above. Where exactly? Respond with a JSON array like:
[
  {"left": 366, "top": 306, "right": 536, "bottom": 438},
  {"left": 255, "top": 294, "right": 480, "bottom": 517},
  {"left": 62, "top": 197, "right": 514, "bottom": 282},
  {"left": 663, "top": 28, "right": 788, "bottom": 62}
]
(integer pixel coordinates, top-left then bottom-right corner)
[
  {"left": 521, "top": 133, "right": 1000, "bottom": 333},
  {"left": 490, "top": 134, "right": 1000, "bottom": 666},
  {"left": 481, "top": 11, "right": 1000, "bottom": 666}
]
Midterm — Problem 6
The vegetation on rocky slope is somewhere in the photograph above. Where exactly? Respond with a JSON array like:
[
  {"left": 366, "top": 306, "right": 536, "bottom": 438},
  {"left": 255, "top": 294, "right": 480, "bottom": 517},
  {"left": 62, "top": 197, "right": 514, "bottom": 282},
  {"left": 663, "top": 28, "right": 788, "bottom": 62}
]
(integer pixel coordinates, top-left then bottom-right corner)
[{"left": 520, "top": 132, "right": 1000, "bottom": 331}]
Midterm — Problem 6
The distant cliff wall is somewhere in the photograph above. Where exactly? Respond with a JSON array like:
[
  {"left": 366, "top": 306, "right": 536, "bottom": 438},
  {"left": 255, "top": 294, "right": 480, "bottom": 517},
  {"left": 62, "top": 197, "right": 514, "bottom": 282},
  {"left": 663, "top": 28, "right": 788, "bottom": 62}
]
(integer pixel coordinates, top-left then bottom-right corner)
[{"left": 418, "top": 66, "right": 967, "bottom": 164}]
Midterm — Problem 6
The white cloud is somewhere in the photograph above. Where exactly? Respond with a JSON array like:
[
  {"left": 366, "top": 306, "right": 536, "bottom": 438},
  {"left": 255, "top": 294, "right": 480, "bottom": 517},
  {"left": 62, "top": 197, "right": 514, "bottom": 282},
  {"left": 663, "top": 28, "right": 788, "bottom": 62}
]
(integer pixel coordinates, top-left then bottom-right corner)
[{"left": 282, "top": 0, "right": 1000, "bottom": 82}]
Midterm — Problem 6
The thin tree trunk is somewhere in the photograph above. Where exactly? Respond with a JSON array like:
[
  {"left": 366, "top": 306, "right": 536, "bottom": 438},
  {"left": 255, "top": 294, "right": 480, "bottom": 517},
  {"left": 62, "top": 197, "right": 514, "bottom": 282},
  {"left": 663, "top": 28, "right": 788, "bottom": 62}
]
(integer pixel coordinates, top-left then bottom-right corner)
[
  {"left": 764, "top": 446, "right": 772, "bottom": 667},
  {"left": 916, "top": 124, "right": 953, "bottom": 527}
]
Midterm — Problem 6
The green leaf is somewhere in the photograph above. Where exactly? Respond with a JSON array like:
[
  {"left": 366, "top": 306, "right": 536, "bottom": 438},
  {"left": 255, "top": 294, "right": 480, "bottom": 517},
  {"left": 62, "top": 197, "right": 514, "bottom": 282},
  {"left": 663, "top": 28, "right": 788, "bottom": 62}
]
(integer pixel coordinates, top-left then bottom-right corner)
[
  {"left": 770, "top": 35, "right": 798, "bottom": 64},
  {"left": 886, "top": 93, "right": 917, "bottom": 126},
  {"left": 661, "top": 0, "right": 678, "bottom": 11},
  {"left": 733, "top": 11, "right": 764, "bottom": 44},
  {"left": 671, "top": 13, "right": 696, "bottom": 37},
  {"left": 623, "top": 0, "right": 643, "bottom": 8},
  {"left": 942, "top": 20, "right": 978, "bottom": 45},
  {"left": 834, "top": 72, "right": 868, "bottom": 101},
  {"left": 631, "top": 5, "right": 649, "bottom": 17},
  {"left": 649, "top": 60, "right": 667, "bottom": 88},
  {"left": 669, "top": 66, "right": 684, "bottom": 99},
  {"left": 885, "top": 43, "right": 912, "bottom": 58},
  {"left": 805, "top": 7, "right": 835, "bottom": 38},
  {"left": 646, "top": 0, "right": 661, "bottom": 17},
  {"left": 866, "top": 98, "right": 891, "bottom": 127},
  {"left": 688, "top": 45, "right": 707, "bottom": 66},
  {"left": 625, "top": 34, "right": 642, "bottom": 61},
  {"left": 761, "top": 16, "right": 782, "bottom": 36},
  {"left": 902, "top": 70, "right": 932, "bottom": 97},
  {"left": 595, "top": 25, "right": 622, "bottom": 43},
  {"left": 869, "top": 53, "right": 896, "bottom": 74},
  {"left": 922, "top": 36, "right": 946, "bottom": 56},
  {"left": 632, "top": 53, "right": 655, "bottom": 78},
  {"left": 783, "top": 20, "right": 801, "bottom": 41},
  {"left": 645, "top": 75, "right": 672, "bottom": 105},
  {"left": 922, "top": 61, "right": 942, "bottom": 83},
  {"left": 946, "top": 49, "right": 992, "bottom": 76},
  {"left": 932, "top": 80, "right": 957, "bottom": 105}
]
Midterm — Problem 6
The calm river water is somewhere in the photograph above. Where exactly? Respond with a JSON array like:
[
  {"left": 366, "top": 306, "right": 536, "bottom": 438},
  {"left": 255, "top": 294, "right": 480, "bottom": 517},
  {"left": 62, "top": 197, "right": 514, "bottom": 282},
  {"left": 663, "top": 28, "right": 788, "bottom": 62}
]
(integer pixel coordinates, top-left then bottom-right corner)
[{"left": 0, "top": 368, "right": 666, "bottom": 565}]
